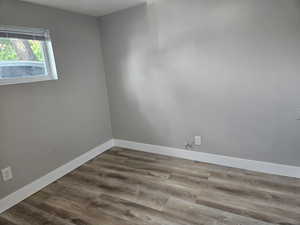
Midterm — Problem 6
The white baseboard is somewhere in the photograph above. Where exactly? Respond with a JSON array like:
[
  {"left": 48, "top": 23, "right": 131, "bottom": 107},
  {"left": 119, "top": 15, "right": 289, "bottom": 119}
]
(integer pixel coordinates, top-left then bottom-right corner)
[
  {"left": 0, "top": 139, "right": 114, "bottom": 214},
  {"left": 1, "top": 138, "right": 300, "bottom": 214},
  {"left": 114, "top": 139, "right": 300, "bottom": 179}
]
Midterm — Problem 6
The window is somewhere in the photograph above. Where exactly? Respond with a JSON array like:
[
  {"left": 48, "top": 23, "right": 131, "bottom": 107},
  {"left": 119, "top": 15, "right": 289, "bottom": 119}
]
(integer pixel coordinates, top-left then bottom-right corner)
[{"left": 0, "top": 26, "right": 57, "bottom": 85}]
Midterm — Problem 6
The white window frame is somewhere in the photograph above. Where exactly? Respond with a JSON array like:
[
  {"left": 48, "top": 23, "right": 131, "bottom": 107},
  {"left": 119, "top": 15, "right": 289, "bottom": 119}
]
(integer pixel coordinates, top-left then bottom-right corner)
[{"left": 0, "top": 26, "right": 58, "bottom": 86}]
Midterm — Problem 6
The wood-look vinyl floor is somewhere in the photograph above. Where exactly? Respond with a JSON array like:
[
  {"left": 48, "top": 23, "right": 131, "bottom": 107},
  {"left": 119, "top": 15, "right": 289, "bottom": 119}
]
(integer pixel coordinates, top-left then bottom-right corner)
[{"left": 1, "top": 147, "right": 300, "bottom": 225}]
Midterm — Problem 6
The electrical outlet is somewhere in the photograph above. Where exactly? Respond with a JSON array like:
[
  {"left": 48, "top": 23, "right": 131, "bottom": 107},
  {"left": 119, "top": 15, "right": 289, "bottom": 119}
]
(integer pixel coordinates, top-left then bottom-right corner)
[
  {"left": 1, "top": 166, "right": 13, "bottom": 182},
  {"left": 195, "top": 136, "right": 202, "bottom": 145}
]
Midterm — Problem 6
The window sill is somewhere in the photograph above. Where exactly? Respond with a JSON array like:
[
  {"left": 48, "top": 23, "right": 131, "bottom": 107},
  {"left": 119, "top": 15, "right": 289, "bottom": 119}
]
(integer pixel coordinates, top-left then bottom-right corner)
[{"left": 0, "top": 75, "right": 58, "bottom": 86}]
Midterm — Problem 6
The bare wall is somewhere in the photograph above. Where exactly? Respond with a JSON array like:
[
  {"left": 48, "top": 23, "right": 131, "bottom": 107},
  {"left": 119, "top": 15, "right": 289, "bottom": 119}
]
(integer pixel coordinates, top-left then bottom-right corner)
[
  {"left": 0, "top": 0, "right": 112, "bottom": 198},
  {"left": 99, "top": 0, "right": 300, "bottom": 166}
]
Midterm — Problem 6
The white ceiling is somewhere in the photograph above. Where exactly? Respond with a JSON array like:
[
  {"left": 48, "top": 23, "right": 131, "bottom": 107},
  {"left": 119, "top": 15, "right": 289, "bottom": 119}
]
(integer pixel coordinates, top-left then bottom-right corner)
[{"left": 19, "top": 0, "right": 147, "bottom": 17}]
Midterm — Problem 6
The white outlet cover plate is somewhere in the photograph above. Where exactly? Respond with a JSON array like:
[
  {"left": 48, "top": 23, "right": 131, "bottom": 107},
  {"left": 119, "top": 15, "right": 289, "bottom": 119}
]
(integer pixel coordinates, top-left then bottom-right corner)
[
  {"left": 195, "top": 136, "right": 202, "bottom": 145},
  {"left": 1, "top": 167, "right": 13, "bottom": 182}
]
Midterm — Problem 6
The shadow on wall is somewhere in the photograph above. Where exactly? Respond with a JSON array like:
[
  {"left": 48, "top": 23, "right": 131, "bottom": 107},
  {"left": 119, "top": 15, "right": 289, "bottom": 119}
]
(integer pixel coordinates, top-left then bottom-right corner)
[{"left": 101, "top": 0, "right": 300, "bottom": 166}]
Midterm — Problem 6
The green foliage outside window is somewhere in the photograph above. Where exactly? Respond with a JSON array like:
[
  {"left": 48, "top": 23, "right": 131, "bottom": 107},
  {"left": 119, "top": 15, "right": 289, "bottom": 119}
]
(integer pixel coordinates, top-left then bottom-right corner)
[
  {"left": 29, "top": 40, "right": 44, "bottom": 61},
  {"left": 0, "top": 38, "right": 44, "bottom": 61},
  {"left": 0, "top": 39, "right": 17, "bottom": 60}
]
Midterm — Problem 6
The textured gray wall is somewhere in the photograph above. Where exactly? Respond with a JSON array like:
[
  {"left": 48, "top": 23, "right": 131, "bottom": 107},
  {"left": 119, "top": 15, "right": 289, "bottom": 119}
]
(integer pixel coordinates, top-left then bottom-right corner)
[
  {"left": 100, "top": 0, "right": 300, "bottom": 167},
  {"left": 0, "top": 0, "right": 112, "bottom": 198}
]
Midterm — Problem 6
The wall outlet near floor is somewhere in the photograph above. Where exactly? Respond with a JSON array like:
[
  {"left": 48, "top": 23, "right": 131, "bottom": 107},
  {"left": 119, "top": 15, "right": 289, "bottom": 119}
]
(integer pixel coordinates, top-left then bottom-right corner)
[
  {"left": 1, "top": 166, "right": 13, "bottom": 182},
  {"left": 194, "top": 136, "right": 202, "bottom": 145}
]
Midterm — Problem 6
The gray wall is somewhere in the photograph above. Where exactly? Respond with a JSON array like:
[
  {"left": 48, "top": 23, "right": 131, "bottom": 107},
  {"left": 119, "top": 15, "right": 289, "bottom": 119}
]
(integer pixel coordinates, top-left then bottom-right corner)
[
  {"left": 0, "top": 0, "right": 112, "bottom": 198},
  {"left": 100, "top": 0, "right": 300, "bottom": 167}
]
